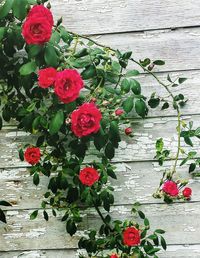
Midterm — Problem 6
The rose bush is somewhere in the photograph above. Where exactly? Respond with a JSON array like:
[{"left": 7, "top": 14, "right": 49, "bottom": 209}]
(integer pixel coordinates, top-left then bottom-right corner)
[{"left": 0, "top": 0, "right": 196, "bottom": 257}]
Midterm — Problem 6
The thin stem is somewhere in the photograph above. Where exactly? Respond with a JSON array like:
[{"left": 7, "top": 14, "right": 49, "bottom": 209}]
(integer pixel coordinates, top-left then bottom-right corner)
[
  {"left": 93, "top": 201, "right": 113, "bottom": 232},
  {"left": 66, "top": 31, "right": 183, "bottom": 177}
]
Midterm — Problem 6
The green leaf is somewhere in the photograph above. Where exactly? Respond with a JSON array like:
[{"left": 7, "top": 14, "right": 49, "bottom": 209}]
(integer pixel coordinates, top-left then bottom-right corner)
[
  {"left": 28, "top": 45, "right": 43, "bottom": 58},
  {"left": 12, "top": 0, "right": 28, "bottom": 20},
  {"left": 105, "top": 142, "right": 115, "bottom": 160},
  {"left": 0, "top": 200, "right": 12, "bottom": 206},
  {"left": 121, "top": 78, "right": 130, "bottom": 93},
  {"left": 0, "top": 116, "right": 2, "bottom": 130},
  {"left": 135, "top": 99, "right": 148, "bottom": 118},
  {"left": 66, "top": 219, "right": 77, "bottom": 236},
  {"left": 184, "top": 136, "right": 193, "bottom": 147},
  {"left": 161, "top": 102, "right": 169, "bottom": 110},
  {"left": 43, "top": 210, "right": 49, "bottom": 221},
  {"left": 81, "top": 65, "right": 96, "bottom": 80},
  {"left": 156, "top": 138, "right": 164, "bottom": 152},
  {"left": 155, "top": 229, "right": 165, "bottom": 234},
  {"left": 126, "top": 70, "right": 139, "bottom": 77},
  {"left": 19, "top": 148, "right": 24, "bottom": 161},
  {"left": 122, "top": 97, "right": 134, "bottom": 113},
  {"left": 49, "top": 110, "right": 64, "bottom": 135},
  {"left": 0, "top": 0, "right": 14, "bottom": 19},
  {"left": 160, "top": 236, "right": 167, "bottom": 250},
  {"left": 153, "top": 60, "right": 165, "bottom": 66},
  {"left": 30, "top": 210, "right": 38, "bottom": 220},
  {"left": 189, "top": 163, "right": 196, "bottom": 173},
  {"left": 130, "top": 79, "right": 141, "bottom": 95},
  {"left": 178, "top": 77, "right": 187, "bottom": 84},
  {"left": 0, "top": 27, "right": 5, "bottom": 42},
  {"left": 44, "top": 45, "right": 59, "bottom": 67},
  {"left": 33, "top": 173, "right": 40, "bottom": 186},
  {"left": 0, "top": 208, "right": 6, "bottom": 223},
  {"left": 148, "top": 98, "right": 160, "bottom": 108},
  {"left": 138, "top": 210, "right": 145, "bottom": 219},
  {"left": 19, "top": 61, "right": 37, "bottom": 76}
]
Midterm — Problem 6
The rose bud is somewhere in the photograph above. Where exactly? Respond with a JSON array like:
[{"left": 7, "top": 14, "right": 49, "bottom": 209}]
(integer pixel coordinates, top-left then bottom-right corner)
[
  {"left": 125, "top": 127, "right": 132, "bottom": 135},
  {"left": 115, "top": 109, "right": 124, "bottom": 116},
  {"left": 102, "top": 100, "right": 109, "bottom": 106},
  {"left": 65, "top": 118, "right": 71, "bottom": 124},
  {"left": 182, "top": 187, "right": 192, "bottom": 199},
  {"left": 91, "top": 97, "right": 97, "bottom": 103}
]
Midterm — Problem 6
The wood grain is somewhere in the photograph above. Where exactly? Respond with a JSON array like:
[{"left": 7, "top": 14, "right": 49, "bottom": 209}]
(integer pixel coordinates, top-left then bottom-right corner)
[
  {"left": 51, "top": 0, "right": 200, "bottom": 34},
  {"left": 0, "top": 203, "right": 200, "bottom": 251},
  {"left": 92, "top": 28, "right": 200, "bottom": 72},
  {"left": 0, "top": 160, "right": 197, "bottom": 210},
  {"left": 1, "top": 115, "right": 200, "bottom": 167}
]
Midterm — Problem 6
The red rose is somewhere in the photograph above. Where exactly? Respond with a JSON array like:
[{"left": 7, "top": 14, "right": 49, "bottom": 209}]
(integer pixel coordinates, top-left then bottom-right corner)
[
  {"left": 24, "top": 147, "right": 41, "bottom": 165},
  {"left": 79, "top": 167, "right": 100, "bottom": 186},
  {"left": 71, "top": 103, "right": 102, "bottom": 137},
  {"left": 125, "top": 127, "right": 132, "bottom": 135},
  {"left": 110, "top": 254, "right": 119, "bottom": 258},
  {"left": 38, "top": 68, "right": 57, "bottom": 88},
  {"left": 182, "top": 187, "right": 192, "bottom": 198},
  {"left": 115, "top": 109, "right": 124, "bottom": 116},
  {"left": 162, "top": 181, "right": 179, "bottom": 196},
  {"left": 22, "top": 16, "right": 52, "bottom": 45},
  {"left": 27, "top": 5, "right": 54, "bottom": 26},
  {"left": 54, "top": 69, "right": 84, "bottom": 103},
  {"left": 123, "top": 227, "right": 141, "bottom": 246}
]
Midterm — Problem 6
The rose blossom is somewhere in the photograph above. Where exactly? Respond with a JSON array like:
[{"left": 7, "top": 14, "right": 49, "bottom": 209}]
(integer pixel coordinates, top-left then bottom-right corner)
[
  {"left": 27, "top": 5, "right": 54, "bottom": 26},
  {"left": 38, "top": 67, "right": 57, "bottom": 88},
  {"left": 71, "top": 102, "right": 102, "bottom": 137},
  {"left": 22, "top": 16, "right": 52, "bottom": 45},
  {"left": 123, "top": 227, "right": 141, "bottom": 246},
  {"left": 182, "top": 187, "right": 192, "bottom": 198},
  {"left": 110, "top": 254, "right": 119, "bottom": 258},
  {"left": 125, "top": 127, "right": 132, "bottom": 135},
  {"left": 162, "top": 180, "right": 179, "bottom": 196},
  {"left": 24, "top": 147, "right": 41, "bottom": 165},
  {"left": 115, "top": 109, "right": 124, "bottom": 116},
  {"left": 79, "top": 167, "right": 100, "bottom": 186},
  {"left": 54, "top": 69, "right": 84, "bottom": 103}
]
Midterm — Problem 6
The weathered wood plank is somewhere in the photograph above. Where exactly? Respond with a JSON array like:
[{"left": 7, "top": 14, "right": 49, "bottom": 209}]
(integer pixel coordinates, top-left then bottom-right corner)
[
  {"left": 0, "top": 160, "right": 197, "bottom": 210},
  {"left": 0, "top": 203, "right": 199, "bottom": 251},
  {"left": 1, "top": 115, "right": 200, "bottom": 167},
  {"left": 50, "top": 0, "right": 200, "bottom": 34},
  {"left": 2, "top": 245, "right": 200, "bottom": 258},
  {"left": 92, "top": 28, "right": 200, "bottom": 72}
]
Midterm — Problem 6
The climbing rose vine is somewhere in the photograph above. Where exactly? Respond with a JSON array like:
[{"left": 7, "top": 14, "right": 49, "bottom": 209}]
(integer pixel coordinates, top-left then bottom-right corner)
[{"left": 0, "top": 0, "right": 197, "bottom": 257}]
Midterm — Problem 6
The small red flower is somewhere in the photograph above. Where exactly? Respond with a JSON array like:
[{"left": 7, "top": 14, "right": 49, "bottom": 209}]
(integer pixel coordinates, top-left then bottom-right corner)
[
  {"left": 38, "top": 67, "right": 57, "bottom": 88},
  {"left": 79, "top": 167, "right": 100, "bottom": 186},
  {"left": 27, "top": 5, "right": 54, "bottom": 26},
  {"left": 115, "top": 109, "right": 124, "bottom": 116},
  {"left": 123, "top": 227, "right": 141, "bottom": 246},
  {"left": 182, "top": 187, "right": 192, "bottom": 198},
  {"left": 125, "top": 127, "right": 132, "bottom": 135},
  {"left": 54, "top": 69, "right": 84, "bottom": 103},
  {"left": 162, "top": 181, "right": 179, "bottom": 197},
  {"left": 71, "top": 103, "right": 102, "bottom": 137},
  {"left": 24, "top": 147, "right": 41, "bottom": 165},
  {"left": 110, "top": 254, "right": 119, "bottom": 258}
]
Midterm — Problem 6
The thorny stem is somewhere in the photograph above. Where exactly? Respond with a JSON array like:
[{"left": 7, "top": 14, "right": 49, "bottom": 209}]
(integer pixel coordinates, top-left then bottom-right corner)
[{"left": 67, "top": 31, "right": 182, "bottom": 175}]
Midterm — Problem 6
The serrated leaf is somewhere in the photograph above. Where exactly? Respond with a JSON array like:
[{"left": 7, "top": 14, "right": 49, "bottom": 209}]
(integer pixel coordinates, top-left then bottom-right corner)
[
  {"left": 135, "top": 99, "right": 148, "bottom": 118},
  {"left": 43, "top": 210, "right": 49, "bottom": 221},
  {"left": 178, "top": 77, "right": 187, "bottom": 84},
  {"left": 12, "top": 0, "right": 28, "bottom": 20},
  {"left": 126, "top": 70, "right": 139, "bottom": 77},
  {"left": 44, "top": 45, "right": 59, "bottom": 67},
  {"left": 0, "top": 0, "right": 14, "bottom": 19},
  {"left": 105, "top": 142, "right": 115, "bottom": 160},
  {"left": 19, "top": 61, "right": 37, "bottom": 76},
  {"left": 123, "top": 97, "right": 134, "bottom": 113},
  {"left": 160, "top": 236, "right": 167, "bottom": 250},
  {"left": 30, "top": 210, "right": 38, "bottom": 220},
  {"left": 49, "top": 110, "right": 64, "bottom": 135},
  {"left": 33, "top": 172, "right": 40, "bottom": 186},
  {"left": 153, "top": 60, "right": 165, "bottom": 66}
]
